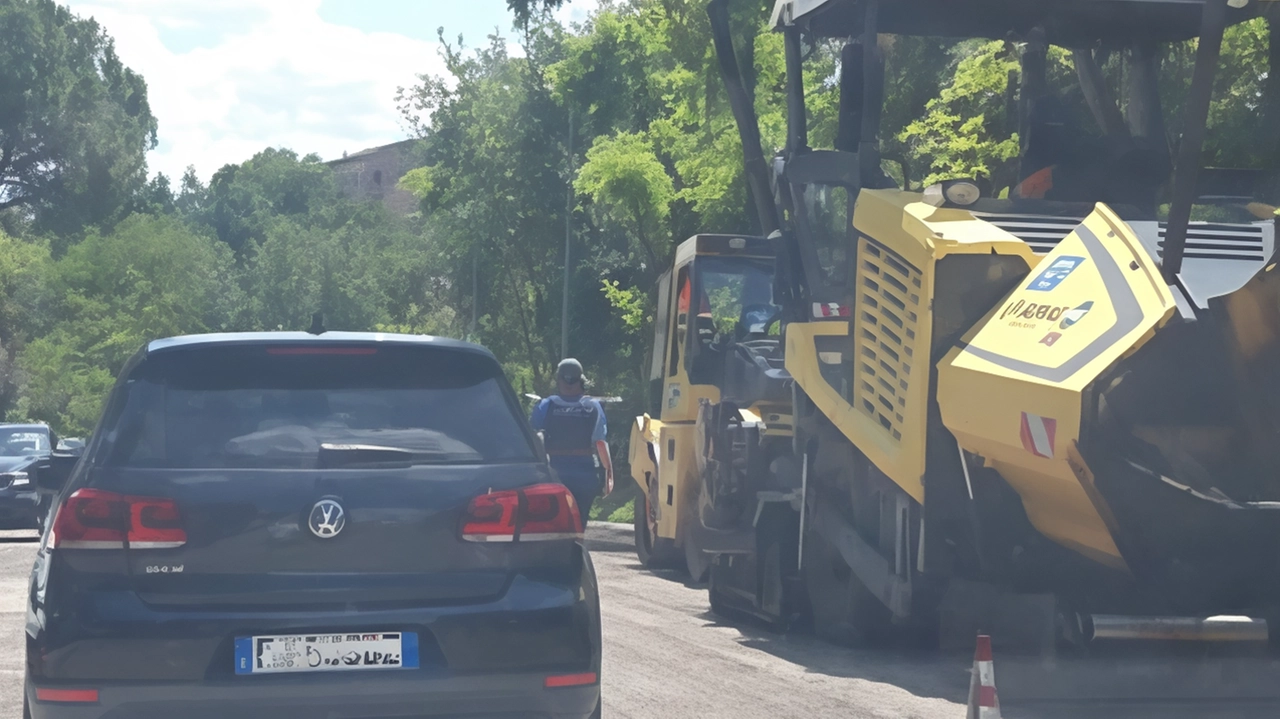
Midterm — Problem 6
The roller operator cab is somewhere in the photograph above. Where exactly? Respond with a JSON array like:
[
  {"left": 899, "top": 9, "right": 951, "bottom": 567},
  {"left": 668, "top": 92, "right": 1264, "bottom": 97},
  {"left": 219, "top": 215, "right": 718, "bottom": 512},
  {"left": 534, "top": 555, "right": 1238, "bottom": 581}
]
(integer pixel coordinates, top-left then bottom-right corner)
[
  {"left": 24, "top": 332, "right": 601, "bottom": 719},
  {"left": 629, "top": 234, "right": 795, "bottom": 583},
  {"left": 706, "top": 0, "right": 1280, "bottom": 645}
]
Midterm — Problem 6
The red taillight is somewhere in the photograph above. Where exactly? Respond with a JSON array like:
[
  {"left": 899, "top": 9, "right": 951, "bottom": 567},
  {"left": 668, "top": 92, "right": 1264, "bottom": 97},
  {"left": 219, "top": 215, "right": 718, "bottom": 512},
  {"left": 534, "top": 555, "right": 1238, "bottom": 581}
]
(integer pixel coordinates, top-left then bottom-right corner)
[
  {"left": 544, "top": 672, "right": 597, "bottom": 688},
  {"left": 520, "top": 484, "right": 582, "bottom": 538},
  {"left": 461, "top": 490, "right": 522, "bottom": 541},
  {"left": 49, "top": 488, "right": 186, "bottom": 550},
  {"left": 35, "top": 688, "right": 99, "bottom": 703},
  {"left": 461, "top": 483, "right": 583, "bottom": 542}
]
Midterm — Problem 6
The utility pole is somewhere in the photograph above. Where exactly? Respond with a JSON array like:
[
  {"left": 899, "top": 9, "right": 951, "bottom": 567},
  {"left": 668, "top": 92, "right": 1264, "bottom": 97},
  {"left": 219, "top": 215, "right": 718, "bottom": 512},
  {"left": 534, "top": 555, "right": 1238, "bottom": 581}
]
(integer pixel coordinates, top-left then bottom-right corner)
[{"left": 561, "top": 110, "right": 574, "bottom": 360}]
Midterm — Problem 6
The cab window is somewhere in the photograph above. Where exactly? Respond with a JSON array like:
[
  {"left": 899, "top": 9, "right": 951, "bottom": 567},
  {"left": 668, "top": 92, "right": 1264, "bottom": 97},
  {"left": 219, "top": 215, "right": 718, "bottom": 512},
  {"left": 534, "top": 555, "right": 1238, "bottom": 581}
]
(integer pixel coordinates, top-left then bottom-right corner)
[
  {"left": 687, "top": 256, "right": 779, "bottom": 386},
  {"left": 670, "top": 266, "right": 692, "bottom": 377},
  {"left": 799, "top": 183, "right": 855, "bottom": 292}
]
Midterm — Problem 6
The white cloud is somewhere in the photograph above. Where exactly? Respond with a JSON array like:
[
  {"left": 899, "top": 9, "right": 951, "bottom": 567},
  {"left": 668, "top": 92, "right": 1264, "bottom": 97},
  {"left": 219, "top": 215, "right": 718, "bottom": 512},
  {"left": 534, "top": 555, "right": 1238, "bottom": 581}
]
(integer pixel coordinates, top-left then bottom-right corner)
[
  {"left": 555, "top": 0, "right": 601, "bottom": 28},
  {"left": 65, "top": 0, "right": 446, "bottom": 182}
]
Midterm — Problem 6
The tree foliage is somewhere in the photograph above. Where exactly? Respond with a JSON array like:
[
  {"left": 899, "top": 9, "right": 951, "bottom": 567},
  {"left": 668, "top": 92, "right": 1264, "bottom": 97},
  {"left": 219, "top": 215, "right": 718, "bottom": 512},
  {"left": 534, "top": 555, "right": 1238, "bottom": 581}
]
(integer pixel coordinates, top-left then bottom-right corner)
[
  {"left": 0, "top": 228, "right": 49, "bottom": 414},
  {"left": 196, "top": 148, "right": 337, "bottom": 256},
  {"left": 16, "top": 214, "right": 241, "bottom": 433},
  {"left": 398, "top": 24, "right": 588, "bottom": 388},
  {"left": 575, "top": 131, "right": 674, "bottom": 268},
  {"left": 4, "top": 0, "right": 1279, "bottom": 462},
  {"left": 0, "top": 0, "right": 157, "bottom": 233},
  {"left": 507, "top": 0, "right": 566, "bottom": 27},
  {"left": 900, "top": 40, "right": 1022, "bottom": 189}
]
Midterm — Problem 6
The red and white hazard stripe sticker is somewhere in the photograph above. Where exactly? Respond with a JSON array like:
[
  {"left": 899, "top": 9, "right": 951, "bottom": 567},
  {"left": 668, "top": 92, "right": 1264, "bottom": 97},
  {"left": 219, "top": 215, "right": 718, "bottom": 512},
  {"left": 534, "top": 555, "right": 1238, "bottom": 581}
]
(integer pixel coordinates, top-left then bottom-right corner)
[
  {"left": 1019, "top": 412, "right": 1056, "bottom": 459},
  {"left": 811, "top": 302, "right": 850, "bottom": 318}
]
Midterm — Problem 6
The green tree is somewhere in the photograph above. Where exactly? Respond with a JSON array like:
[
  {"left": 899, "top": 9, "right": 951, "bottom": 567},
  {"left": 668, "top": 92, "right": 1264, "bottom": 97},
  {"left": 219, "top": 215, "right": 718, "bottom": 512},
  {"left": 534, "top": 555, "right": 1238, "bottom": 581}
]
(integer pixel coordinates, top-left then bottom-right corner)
[
  {"left": 244, "top": 209, "right": 416, "bottom": 333},
  {"left": 175, "top": 166, "right": 206, "bottom": 215},
  {"left": 129, "top": 173, "right": 177, "bottom": 217},
  {"left": 506, "top": 0, "right": 566, "bottom": 27},
  {"left": 197, "top": 148, "right": 337, "bottom": 255},
  {"left": 399, "top": 27, "right": 582, "bottom": 388},
  {"left": 879, "top": 36, "right": 961, "bottom": 188},
  {"left": 15, "top": 214, "right": 241, "bottom": 433},
  {"left": 1204, "top": 17, "right": 1277, "bottom": 168},
  {"left": 0, "top": 228, "right": 49, "bottom": 417},
  {"left": 0, "top": 0, "right": 158, "bottom": 234},
  {"left": 575, "top": 131, "right": 675, "bottom": 269},
  {"left": 899, "top": 40, "right": 1022, "bottom": 189}
]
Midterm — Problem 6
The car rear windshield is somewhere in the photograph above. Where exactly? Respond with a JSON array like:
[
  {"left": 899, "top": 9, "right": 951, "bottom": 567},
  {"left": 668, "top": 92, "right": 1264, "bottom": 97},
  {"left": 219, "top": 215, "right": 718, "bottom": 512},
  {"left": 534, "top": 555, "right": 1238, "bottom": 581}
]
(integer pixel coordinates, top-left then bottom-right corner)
[
  {"left": 0, "top": 428, "right": 50, "bottom": 456},
  {"left": 98, "top": 344, "right": 535, "bottom": 469}
]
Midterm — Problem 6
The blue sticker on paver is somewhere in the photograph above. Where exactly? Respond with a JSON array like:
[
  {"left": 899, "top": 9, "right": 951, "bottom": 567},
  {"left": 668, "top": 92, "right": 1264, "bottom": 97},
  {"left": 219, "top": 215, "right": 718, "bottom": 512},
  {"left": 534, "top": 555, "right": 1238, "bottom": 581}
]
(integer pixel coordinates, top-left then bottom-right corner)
[{"left": 1026, "top": 256, "right": 1086, "bottom": 292}]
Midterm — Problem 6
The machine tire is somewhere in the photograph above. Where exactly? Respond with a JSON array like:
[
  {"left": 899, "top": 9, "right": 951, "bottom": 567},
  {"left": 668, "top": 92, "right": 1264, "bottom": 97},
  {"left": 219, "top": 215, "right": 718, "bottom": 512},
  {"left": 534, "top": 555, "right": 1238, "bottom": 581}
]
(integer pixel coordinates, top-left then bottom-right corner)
[
  {"left": 802, "top": 526, "right": 890, "bottom": 646},
  {"left": 635, "top": 493, "right": 679, "bottom": 568},
  {"left": 684, "top": 525, "right": 711, "bottom": 583}
]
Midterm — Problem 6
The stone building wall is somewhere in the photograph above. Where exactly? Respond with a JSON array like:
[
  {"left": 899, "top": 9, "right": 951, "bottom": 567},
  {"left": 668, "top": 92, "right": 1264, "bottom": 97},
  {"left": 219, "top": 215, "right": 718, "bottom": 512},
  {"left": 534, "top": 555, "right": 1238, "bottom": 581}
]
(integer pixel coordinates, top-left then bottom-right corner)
[{"left": 327, "top": 139, "right": 419, "bottom": 215}]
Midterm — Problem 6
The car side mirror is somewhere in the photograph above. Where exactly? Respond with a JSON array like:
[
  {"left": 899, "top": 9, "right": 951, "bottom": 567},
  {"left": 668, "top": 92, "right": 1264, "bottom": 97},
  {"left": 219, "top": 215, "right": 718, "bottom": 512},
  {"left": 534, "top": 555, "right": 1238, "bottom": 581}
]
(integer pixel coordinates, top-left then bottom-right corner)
[
  {"left": 32, "top": 452, "right": 80, "bottom": 495},
  {"left": 534, "top": 431, "right": 548, "bottom": 462}
]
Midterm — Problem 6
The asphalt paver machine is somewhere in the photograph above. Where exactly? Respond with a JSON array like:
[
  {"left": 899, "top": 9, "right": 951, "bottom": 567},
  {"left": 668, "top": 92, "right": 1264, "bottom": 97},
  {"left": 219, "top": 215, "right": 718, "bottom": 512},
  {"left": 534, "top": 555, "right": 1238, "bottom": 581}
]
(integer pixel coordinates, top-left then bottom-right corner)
[{"left": 672, "top": 0, "right": 1280, "bottom": 648}]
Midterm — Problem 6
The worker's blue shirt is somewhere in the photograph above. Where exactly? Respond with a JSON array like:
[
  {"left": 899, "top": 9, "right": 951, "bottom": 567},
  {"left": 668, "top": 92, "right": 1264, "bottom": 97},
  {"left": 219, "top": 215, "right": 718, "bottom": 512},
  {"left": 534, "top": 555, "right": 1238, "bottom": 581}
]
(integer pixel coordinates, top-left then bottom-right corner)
[{"left": 530, "top": 394, "right": 607, "bottom": 489}]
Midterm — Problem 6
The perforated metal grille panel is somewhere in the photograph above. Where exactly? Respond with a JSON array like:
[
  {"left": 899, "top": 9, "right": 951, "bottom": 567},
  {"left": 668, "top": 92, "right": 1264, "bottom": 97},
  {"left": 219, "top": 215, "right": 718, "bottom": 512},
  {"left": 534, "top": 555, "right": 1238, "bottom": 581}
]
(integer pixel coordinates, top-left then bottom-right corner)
[
  {"left": 852, "top": 237, "right": 923, "bottom": 443},
  {"left": 1156, "top": 223, "right": 1268, "bottom": 261},
  {"left": 973, "top": 213, "right": 1079, "bottom": 254},
  {"left": 975, "top": 213, "right": 1272, "bottom": 262}
]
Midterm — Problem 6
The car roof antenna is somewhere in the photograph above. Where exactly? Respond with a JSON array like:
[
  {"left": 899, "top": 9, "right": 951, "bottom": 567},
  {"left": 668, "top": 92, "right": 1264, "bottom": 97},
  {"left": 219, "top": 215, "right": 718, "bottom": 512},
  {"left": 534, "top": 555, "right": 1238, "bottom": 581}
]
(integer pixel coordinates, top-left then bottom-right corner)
[{"left": 308, "top": 312, "right": 326, "bottom": 335}]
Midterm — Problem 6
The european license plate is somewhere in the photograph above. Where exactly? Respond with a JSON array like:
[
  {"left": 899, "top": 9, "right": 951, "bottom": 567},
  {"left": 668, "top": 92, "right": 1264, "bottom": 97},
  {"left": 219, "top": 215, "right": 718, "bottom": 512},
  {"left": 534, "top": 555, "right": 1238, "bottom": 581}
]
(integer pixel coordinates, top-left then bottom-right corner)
[{"left": 234, "top": 632, "right": 419, "bottom": 675}]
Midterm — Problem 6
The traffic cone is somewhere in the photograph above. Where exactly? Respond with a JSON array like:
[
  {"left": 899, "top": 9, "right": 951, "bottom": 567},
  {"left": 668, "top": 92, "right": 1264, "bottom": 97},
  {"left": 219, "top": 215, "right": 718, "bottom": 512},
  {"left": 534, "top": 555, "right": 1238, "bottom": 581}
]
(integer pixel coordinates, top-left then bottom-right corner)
[{"left": 966, "top": 634, "right": 1000, "bottom": 719}]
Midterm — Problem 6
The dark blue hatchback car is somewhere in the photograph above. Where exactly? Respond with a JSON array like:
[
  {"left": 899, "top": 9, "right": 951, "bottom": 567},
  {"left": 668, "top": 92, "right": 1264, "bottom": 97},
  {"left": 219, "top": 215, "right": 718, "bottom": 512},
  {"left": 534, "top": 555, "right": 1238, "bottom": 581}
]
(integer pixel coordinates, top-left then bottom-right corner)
[{"left": 25, "top": 332, "right": 602, "bottom": 719}]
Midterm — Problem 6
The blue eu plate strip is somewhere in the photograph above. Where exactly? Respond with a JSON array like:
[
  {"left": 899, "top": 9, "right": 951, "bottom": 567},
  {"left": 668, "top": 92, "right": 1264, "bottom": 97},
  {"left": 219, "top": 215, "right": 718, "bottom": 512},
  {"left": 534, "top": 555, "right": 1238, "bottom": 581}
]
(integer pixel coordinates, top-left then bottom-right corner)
[
  {"left": 401, "top": 632, "right": 420, "bottom": 669},
  {"left": 234, "top": 637, "right": 253, "bottom": 675}
]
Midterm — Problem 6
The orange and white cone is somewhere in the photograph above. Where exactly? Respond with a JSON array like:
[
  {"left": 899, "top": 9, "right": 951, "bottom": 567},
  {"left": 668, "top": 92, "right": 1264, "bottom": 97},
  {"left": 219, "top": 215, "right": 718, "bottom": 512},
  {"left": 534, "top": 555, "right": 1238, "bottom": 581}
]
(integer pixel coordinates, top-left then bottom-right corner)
[{"left": 966, "top": 634, "right": 1000, "bottom": 719}]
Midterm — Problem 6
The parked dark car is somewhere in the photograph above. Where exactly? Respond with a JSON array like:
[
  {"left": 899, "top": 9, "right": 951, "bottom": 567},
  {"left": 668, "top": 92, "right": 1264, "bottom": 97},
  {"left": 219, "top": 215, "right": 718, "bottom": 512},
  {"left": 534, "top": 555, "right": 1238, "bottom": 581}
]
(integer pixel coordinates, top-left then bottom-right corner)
[
  {"left": 0, "top": 423, "right": 56, "bottom": 530},
  {"left": 25, "top": 332, "right": 602, "bottom": 719}
]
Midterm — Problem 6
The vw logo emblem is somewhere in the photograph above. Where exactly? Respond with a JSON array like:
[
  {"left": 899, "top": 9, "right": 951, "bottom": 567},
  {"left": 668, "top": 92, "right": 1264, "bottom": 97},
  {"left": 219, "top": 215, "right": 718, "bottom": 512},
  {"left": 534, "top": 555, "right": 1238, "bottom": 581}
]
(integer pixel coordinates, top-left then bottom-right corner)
[{"left": 308, "top": 499, "right": 346, "bottom": 539}]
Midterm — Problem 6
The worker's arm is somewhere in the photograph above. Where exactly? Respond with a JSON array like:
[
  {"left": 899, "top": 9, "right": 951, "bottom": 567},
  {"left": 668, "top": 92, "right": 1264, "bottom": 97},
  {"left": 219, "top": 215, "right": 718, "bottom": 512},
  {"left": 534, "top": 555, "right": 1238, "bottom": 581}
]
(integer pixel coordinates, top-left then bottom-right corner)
[
  {"left": 595, "top": 440, "right": 614, "bottom": 497},
  {"left": 529, "top": 399, "right": 550, "bottom": 459},
  {"left": 593, "top": 400, "right": 613, "bottom": 496},
  {"left": 529, "top": 398, "right": 549, "bottom": 430}
]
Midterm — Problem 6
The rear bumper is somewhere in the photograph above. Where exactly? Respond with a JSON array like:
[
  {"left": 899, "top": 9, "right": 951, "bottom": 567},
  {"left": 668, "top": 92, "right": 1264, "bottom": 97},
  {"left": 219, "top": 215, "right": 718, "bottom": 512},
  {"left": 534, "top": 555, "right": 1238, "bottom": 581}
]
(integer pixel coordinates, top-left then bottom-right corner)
[
  {"left": 26, "top": 671, "right": 599, "bottom": 719},
  {"left": 29, "top": 547, "right": 602, "bottom": 717}
]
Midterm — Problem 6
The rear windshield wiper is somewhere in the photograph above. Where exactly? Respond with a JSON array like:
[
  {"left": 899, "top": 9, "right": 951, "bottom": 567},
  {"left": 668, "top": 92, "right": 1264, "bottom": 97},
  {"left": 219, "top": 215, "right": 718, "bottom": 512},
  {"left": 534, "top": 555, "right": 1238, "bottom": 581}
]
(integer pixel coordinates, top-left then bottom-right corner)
[
  {"left": 317, "top": 443, "right": 418, "bottom": 468},
  {"left": 315, "top": 443, "right": 482, "bottom": 468}
]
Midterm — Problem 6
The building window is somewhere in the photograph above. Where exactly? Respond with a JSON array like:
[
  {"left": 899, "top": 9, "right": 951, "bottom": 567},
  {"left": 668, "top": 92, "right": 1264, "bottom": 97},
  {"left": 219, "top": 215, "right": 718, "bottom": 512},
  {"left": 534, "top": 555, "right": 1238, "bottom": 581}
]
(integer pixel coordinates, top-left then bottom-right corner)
[{"left": 373, "top": 170, "right": 383, "bottom": 186}]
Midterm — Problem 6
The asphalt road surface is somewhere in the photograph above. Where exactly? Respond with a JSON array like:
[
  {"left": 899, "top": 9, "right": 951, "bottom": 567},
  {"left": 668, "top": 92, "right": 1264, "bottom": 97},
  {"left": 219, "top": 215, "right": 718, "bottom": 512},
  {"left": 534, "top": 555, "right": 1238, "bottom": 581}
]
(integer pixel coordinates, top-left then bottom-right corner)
[
  {"left": 3, "top": 523, "right": 1280, "bottom": 718},
  {"left": 586, "top": 522, "right": 1280, "bottom": 719},
  {"left": 0, "top": 530, "right": 33, "bottom": 717}
]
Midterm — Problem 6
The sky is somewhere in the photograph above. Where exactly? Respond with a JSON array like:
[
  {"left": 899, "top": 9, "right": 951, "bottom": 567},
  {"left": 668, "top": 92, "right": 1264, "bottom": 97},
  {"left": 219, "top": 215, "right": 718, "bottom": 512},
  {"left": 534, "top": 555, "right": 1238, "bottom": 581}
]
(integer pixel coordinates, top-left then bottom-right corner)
[{"left": 61, "top": 0, "right": 600, "bottom": 183}]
